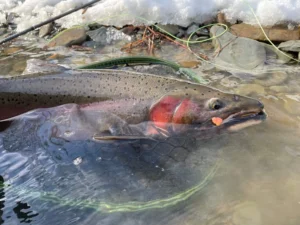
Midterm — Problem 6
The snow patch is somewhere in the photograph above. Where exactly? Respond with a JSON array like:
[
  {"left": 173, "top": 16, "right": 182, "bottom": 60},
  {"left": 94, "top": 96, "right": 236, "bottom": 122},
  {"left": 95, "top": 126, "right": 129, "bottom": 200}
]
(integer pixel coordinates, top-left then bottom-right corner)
[{"left": 0, "top": 0, "right": 299, "bottom": 32}]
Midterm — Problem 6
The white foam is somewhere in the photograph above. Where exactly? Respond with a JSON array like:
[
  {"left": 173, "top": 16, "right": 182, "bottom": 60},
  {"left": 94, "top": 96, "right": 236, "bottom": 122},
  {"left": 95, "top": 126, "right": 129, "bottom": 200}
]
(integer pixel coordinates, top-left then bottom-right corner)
[{"left": 0, "top": 0, "right": 300, "bottom": 32}]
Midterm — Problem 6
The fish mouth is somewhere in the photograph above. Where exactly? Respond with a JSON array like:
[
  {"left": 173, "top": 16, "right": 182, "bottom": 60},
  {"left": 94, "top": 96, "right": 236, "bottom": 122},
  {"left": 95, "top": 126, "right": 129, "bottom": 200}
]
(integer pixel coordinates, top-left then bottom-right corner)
[
  {"left": 221, "top": 109, "right": 267, "bottom": 131},
  {"left": 225, "top": 109, "right": 266, "bottom": 122}
]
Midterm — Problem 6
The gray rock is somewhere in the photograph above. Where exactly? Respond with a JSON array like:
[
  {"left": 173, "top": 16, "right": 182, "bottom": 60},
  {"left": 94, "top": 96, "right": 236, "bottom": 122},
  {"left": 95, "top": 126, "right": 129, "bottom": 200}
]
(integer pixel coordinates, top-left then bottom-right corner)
[
  {"left": 278, "top": 40, "right": 300, "bottom": 52},
  {"left": 6, "top": 13, "right": 17, "bottom": 24},
  {"left": 176, "top": 28, "right": 185, "bottom": 38},
  {"left": 262, "top": 42, "right": 292, "bottom": 64},
  {"left": 82, "top": 41, "right": 103, "bottom": 48},
  {"left": 270, "top": 85, "right": 291, "bottom": 93},
  {"left": 156, "top": 24, "right": 180, "bottom": 36},
  {"left": 0, "top": 28, "right": 7, "bottom": 36},
  {"left": 87, "top": 27, "right": 131, "bottom": 45},
  {"left": 47, "top": 27, "right": 87, "bottom": 47},
  {"left": 186, "top": 24, "right": 199, "bottom": 36},
  {"left": 186, "top": 24, "right": 209, "bottom": 36},
  {"left": 39, "top": 23, "right": 53, "bottom": 38},
  {"left": 210, "top": 25, "right": 266, "bottom": 70},
  {"left": 255, "top": 71, "right": 288, "bottom": 87}
]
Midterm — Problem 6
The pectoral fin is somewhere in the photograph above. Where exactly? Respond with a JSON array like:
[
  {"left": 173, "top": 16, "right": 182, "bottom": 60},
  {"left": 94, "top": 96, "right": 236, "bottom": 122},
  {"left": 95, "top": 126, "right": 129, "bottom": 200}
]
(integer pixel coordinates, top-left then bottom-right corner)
[{"left": 93, "top": 135, "right": 155, "bottom": 142}]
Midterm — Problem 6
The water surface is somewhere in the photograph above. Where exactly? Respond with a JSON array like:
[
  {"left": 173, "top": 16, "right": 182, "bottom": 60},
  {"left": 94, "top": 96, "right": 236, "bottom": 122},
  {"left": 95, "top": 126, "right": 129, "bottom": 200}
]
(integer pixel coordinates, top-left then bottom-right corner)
[{"left": 0, "top": 39, "right": 300, "bottom": 225}]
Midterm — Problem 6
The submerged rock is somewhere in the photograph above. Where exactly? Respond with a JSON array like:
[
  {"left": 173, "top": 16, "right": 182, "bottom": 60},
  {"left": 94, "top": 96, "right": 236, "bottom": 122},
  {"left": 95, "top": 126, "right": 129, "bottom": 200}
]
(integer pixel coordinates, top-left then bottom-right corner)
[
  {"left": 235, "top": 84, "right": 265, "bottom": 96},
  {"left": 220, "top": 76, "right": 241, "bottom": 88},
  {"left": 47, "top": 27, "right": 87, "bottom": 47},
  {"left": 269, "top": 85, "right": 291, "bottom": 93},
  {"left": 230, "top": 23, "right": 299, "bottom": 42},
  {"left": 210, "top": 25, "right": 266, "bottom": 70},
  {"left": 186, "top": 23, "right": 209, "bottom": 36},
  {"left": 87, "top": 26, "right": 132, "bottom": 45},
  {"left": 0, "top": 28, "right": 7, "bottom": 36},
  {"left": 262, "top": 43, "right": 292, "bottom": 64},
  {"left": 283, "top": 95, "right": 300, "bottom": 115},
  {"left": 255, "top": 71, "right": 288, "bottom": 87}
]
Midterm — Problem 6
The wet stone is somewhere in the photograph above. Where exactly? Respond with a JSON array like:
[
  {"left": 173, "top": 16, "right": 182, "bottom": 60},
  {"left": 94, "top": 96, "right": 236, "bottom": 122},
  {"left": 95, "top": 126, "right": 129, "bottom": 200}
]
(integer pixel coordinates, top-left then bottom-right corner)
[
  {"left": 230, "top": 23, "right": 299, "bottom": 42},
  {"left": 176, "top": 28, "right": 185, "bottom": 38},
  {"left": 47, "top": 53, "right": 66, "bottom": 60},
  {"left": 0, "top": 28, "right": 7, "bottom": 36},
  {"left": 220, "top": 76, "right": 241, "bottom": 88},
  {"left": 263, "top": 42, "right": 292, "bottom": 64},
  {"left": 255, "top": 71, "right": 288, "bottom": 87},
  {"left": 210, "top": 25, "right": 266, "bottom": 70},
  {"left": 186, "top": 24, "right": 200, "bottom": 36},
  {"left": 156, "top": 24, "right": 180, "bottom": 36},
  {"left": 269, "top": 85, "right": 291, "bottom": 93},
  {"left": 12, "top": 60, "right": 26, "bottom": 74},
  {"left": 47, "top": 27, "right": 87, "bottom": 47},
  {"left": 283, "top": 95, "right": 300, "bottom": 115},
  {"left": 264, "top": 98, "right": 298, "bottom": 127},
  {"left": 217, "top": 12, "right": 228, "bottom": 25},
  {"left": 82, "top": 41, "right": 103, "bottom": 48},
  {"left": 39, "top": 23, "right": 53, "bottom": 38},
  {"left": 278, "top": 40, "right": 300, "bottom": 52},
  {"left": 235, "top": 84, "right": 265, "bottom": 96},
  {"left": 2, "top": 47, "right": 22, "bottom": 55},
  {"left": 87, "top": 26, "right": 131, "bottom": 45}
]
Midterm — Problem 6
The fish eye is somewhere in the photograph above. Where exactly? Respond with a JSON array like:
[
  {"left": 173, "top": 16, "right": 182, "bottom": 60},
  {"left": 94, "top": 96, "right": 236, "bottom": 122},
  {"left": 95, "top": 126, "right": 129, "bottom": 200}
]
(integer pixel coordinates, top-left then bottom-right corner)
[{"left": 208, "top": 98, "right": 224, "bottom": 110}]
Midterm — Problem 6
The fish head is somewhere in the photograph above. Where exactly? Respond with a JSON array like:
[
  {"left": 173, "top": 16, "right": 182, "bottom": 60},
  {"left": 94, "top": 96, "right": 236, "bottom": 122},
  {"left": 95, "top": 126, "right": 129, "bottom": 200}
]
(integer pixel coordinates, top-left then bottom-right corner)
[{"left": 148, "top": 84, "right": 266, "bottom": 137}]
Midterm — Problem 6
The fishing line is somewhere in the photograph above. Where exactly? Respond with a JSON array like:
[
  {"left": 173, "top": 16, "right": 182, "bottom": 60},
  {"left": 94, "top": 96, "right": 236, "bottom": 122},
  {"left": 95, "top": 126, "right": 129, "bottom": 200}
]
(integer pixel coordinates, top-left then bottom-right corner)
[
  {"left": 2, "top": 161, "right": 219, "bottom": 213},
  {"left": 241, "top": 0, "right": 300, "bottom": 63}
]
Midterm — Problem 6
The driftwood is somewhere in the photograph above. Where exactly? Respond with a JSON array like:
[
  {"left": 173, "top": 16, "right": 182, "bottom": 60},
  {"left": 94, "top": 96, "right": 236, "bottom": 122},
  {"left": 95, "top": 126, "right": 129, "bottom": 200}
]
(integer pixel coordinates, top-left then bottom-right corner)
[{"left": 0, "top": 0, "right": 102, "bottom": 45}]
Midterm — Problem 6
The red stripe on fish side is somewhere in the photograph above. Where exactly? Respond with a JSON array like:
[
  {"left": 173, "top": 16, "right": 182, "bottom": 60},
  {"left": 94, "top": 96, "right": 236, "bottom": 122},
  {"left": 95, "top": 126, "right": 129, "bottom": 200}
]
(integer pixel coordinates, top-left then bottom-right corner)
[
  {"left": 147, "top": 96, "right": 182, "bottom": 135},
  {"left": 171, "top": 99, "right": 200, "bottom": 133},
  {"left": 172, "top": 99, "right": 199, "bottom": 124}
]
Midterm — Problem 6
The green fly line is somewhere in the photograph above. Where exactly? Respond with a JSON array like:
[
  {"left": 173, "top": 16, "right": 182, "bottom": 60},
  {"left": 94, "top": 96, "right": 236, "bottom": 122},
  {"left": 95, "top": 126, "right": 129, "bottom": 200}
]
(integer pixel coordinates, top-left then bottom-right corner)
[
  {"left": 3, "top": 161, "right": 219, "bottom": 213},
  {"left": 77, "top": 55, "right": 209, "bottom": 84}
]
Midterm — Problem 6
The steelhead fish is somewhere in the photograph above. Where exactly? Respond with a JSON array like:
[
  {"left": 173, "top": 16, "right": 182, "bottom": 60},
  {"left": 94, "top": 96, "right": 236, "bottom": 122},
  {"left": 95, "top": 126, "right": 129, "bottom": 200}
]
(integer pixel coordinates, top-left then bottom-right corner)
[{"left": 0, "top": 61, "right": 266, "bottom": 140}]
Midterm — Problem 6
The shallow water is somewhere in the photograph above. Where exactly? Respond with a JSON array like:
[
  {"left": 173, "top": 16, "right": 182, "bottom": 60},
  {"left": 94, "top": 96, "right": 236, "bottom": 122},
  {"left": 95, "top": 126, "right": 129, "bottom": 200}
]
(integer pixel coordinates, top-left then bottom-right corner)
[{"left": 0, "top": 38, "right": 300, "bottom": 225}]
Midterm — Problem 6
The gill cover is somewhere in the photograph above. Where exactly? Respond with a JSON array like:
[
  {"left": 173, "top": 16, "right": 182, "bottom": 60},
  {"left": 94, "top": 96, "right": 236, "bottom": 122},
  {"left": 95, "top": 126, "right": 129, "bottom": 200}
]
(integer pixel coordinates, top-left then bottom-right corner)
[{"left": 148, "top": 95, "right": 201, "bottom": 135}]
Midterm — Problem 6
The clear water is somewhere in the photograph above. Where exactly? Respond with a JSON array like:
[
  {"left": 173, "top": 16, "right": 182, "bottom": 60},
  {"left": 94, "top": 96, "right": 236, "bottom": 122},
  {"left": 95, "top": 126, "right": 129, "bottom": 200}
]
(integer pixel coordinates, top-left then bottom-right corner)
[{"left": 0, "top": 39, "right": 300, "bottom": 225}]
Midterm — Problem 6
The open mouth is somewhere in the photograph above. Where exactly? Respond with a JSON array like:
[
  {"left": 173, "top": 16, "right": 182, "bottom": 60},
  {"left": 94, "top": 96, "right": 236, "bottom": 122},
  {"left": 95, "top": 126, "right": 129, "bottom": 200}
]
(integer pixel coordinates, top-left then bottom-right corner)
[
  {"left": 222, "top": 109, "right": 267, "bottom": 125},
  {"left": 216, "top": 109, "right": 267, "bottom": 132},
  {"left": 231, "top": 109, "right": 266, "bottom": 120}
]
